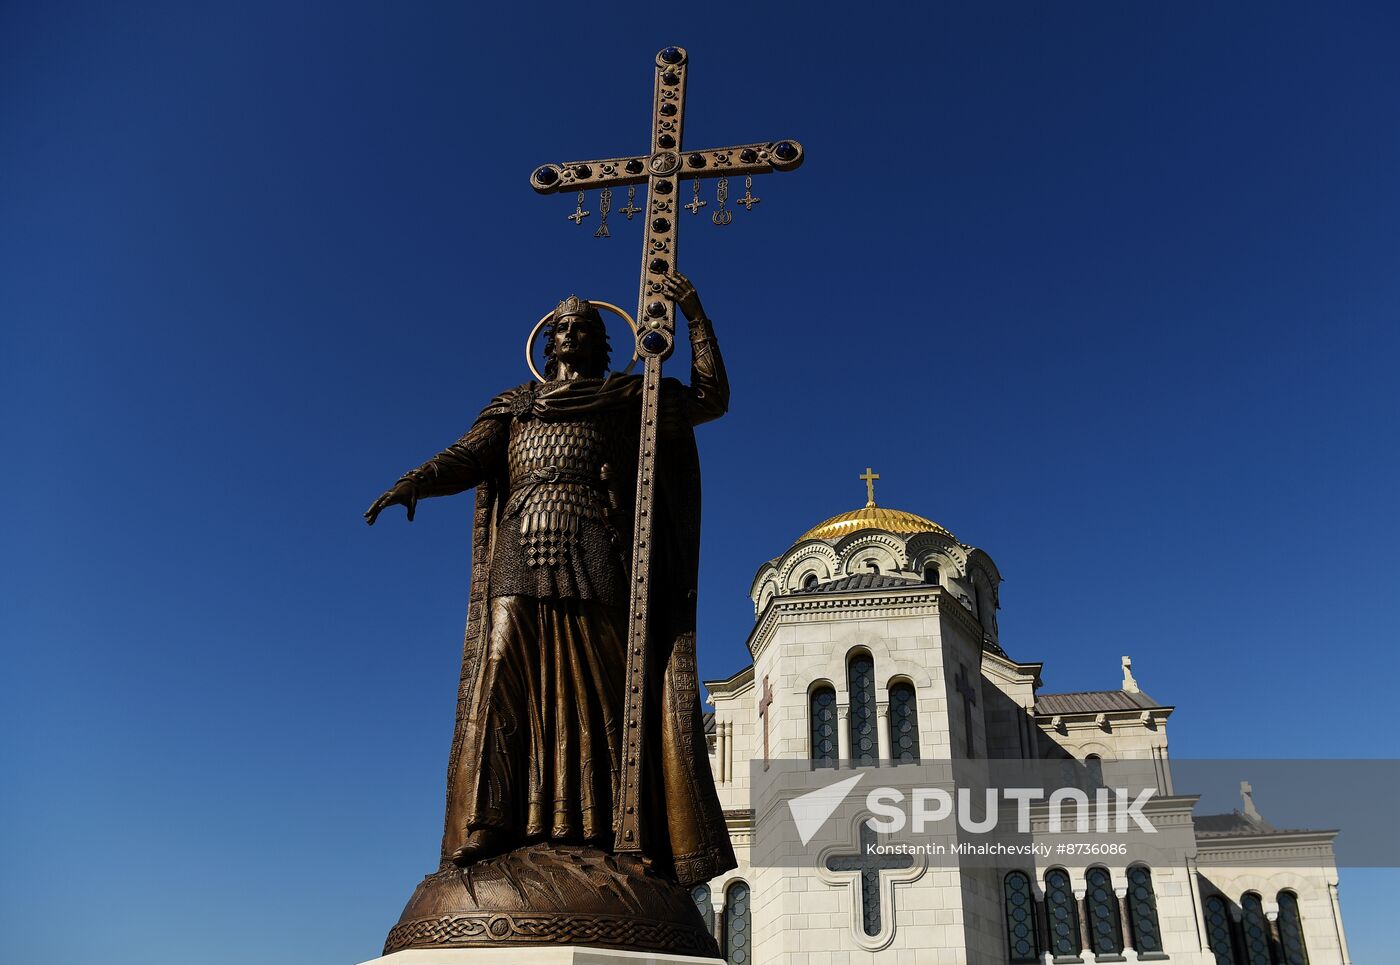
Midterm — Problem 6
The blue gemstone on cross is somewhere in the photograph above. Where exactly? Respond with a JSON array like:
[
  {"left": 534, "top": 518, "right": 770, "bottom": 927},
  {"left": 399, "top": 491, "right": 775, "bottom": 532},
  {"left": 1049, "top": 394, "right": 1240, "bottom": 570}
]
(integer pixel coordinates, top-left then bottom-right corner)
[{"left": 641, "top": 331, "right": 668, "bottom": 353}]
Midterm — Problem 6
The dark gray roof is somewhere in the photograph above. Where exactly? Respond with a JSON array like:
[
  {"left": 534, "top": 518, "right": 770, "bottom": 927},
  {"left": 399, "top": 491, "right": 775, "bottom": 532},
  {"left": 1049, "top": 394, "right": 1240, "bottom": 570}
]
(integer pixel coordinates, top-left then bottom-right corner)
[
  {"left": 702, "top": 711, "right": 715, "bottom": 736},
  {"left": 792, "top": 573, "right": 924, "bottom": 594},
  {"left": 1034, "top": 690, "right": 1164, "bottom": 715},
  {"left": 1194, "top": 811, "right": 1277, "bottom": 837}
]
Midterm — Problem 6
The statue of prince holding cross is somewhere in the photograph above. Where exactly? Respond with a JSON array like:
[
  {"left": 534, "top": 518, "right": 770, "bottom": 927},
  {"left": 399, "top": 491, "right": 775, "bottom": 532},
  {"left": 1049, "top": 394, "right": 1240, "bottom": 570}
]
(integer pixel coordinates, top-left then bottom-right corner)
[{"left": 364, "top": 45, "right": 801, "bottom": 960}]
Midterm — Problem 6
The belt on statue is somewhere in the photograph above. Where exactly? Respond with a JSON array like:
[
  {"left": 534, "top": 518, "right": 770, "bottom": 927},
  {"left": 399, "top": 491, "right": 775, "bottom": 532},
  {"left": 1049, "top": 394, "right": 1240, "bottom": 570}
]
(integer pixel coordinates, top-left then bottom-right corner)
[{"left": 503, "top": 466, "right": 605, "bottom": 517}]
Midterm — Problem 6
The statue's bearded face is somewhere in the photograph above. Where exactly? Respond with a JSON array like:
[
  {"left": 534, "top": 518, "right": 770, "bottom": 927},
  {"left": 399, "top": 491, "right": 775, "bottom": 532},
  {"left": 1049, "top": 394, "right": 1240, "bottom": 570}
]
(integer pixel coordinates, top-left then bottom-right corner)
[{"left": 550, "top": 313, "right": 607, "bottom": 377}]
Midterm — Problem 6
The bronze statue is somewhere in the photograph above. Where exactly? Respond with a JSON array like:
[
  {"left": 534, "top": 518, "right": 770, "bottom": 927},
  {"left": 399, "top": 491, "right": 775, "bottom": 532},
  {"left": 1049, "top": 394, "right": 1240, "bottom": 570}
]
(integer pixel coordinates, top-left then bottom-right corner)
[{"left": 366, "top": 272, "right": 735, "bottom": 957}]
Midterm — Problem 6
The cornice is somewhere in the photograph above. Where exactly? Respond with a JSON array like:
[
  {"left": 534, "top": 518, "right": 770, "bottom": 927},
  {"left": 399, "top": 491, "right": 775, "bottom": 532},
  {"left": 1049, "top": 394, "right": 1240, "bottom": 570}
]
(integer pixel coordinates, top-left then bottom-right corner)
[
  {"left": 1193, "top": 830, "right": 1340, "bottom": 865},
  {"left": 703, "top": 663, "right": 755, "bottom": 699},
  {"left": 746, "top": 585, "right": 985, "bottom": 662},
  {"left": 983, "top": 650, "right": 1043, "bottom": 688}
]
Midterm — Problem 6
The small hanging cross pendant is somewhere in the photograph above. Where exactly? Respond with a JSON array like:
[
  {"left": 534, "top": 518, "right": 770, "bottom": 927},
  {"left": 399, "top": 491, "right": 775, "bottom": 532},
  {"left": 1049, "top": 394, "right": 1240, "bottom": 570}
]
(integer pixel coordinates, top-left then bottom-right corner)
[
  {"left": 684, "top": 178, "right": 708, "bottom": 215},
  {"left": 711, "top": 176, "right": 732, "bottom": 225},
  {"left": 619, "top": 184, "right": 642, "bottom": 220},
  {"left": 735, "top": 175, "right": 761, "bottom": 211},
  {"left": 594, "top": 187, "right": 612, "bottom": 238},
  {"left": 568, "top": 191, "right": 590, "bottom": 225}
]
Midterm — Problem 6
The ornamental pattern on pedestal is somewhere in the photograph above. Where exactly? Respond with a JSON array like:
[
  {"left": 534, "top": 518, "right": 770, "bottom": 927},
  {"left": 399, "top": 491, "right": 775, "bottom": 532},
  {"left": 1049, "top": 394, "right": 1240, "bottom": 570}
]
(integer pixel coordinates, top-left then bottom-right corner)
[{"left": 383, "top": 912, "right": 715, "bottom": 956}]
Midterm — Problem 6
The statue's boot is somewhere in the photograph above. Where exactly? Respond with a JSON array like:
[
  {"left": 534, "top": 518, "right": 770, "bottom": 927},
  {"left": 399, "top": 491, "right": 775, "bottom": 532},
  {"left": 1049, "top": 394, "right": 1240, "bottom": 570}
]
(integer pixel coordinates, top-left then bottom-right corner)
[{"left": 450, "top": 828, "right": 512, "bottom": 866}]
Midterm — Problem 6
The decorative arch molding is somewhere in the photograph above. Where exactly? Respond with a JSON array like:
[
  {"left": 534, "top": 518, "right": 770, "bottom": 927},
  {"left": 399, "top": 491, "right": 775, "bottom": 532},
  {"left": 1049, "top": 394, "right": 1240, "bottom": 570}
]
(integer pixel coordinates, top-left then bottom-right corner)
[
  {"left": 909, "top": 550, "right": 959, "bottom": 583},
  {"left": 1228, "top": 871, "right": 1319, "bottom": 898},
  {"left": 966, "top": 547, "right": 1002, "bottom": 587},
  {"left": 748, "top": 563, "right": 779, "bottom": 607},
  {"left": 835, "top": 532, "right": 907, "bottom": 575},
  {"left": 883, "top": 672, "right": 919, "bottom": 692},
  {"left": 907, "top": 533, "right": 967, "bottom": 574},
  {"left": 775, "top": 542, "right": 841, "bottom": 591},
  {"left": 1074, "top": 739, "right": 1115, "bottom": 759},
  {"left": 756, "top": 581, "right": 778, "bottom": 614},
  {"left": 801, "top": 629, "right": 935, "bottom": 695}
]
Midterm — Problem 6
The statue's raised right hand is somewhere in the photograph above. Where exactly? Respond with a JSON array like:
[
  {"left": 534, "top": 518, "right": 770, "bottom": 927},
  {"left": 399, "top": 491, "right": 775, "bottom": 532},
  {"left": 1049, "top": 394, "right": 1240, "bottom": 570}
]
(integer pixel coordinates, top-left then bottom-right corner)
[{"left": 364, "top": 480, "right": 418, "bottom": 526}]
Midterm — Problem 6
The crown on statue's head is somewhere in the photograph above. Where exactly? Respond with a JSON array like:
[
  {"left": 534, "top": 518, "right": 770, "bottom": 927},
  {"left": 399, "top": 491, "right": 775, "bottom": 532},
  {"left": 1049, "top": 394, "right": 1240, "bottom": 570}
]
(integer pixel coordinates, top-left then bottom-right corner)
[{"left": 553, "top": 294, "right": 593, "bottom": 322}]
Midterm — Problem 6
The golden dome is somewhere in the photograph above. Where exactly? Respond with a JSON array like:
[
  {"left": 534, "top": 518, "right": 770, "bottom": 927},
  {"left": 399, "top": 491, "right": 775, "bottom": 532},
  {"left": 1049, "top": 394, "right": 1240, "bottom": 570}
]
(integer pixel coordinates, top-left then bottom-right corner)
[{"left": 799, "top": 504, "right": 956, "bottom": 543}]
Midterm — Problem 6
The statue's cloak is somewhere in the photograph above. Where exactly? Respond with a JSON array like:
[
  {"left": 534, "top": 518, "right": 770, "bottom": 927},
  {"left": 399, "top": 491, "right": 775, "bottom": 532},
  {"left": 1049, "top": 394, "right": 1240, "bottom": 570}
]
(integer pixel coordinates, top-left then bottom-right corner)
[{"left": 439, "top": 374, "right": 736, "bottom": 887}]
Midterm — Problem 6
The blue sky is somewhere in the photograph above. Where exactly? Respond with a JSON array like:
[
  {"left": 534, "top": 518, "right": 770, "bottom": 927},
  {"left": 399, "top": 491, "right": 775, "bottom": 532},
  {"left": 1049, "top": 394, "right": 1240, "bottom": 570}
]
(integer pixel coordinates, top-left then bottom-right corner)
[{"left": 2, "top": 3, "right": 1396, "bottom": 962}]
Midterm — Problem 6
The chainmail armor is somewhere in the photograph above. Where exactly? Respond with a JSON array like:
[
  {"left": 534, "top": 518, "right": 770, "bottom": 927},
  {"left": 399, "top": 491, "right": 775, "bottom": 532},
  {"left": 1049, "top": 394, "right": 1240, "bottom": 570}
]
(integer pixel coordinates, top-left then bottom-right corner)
[{"left": 490, "top": 413, "right": 634, "bottom": 605}]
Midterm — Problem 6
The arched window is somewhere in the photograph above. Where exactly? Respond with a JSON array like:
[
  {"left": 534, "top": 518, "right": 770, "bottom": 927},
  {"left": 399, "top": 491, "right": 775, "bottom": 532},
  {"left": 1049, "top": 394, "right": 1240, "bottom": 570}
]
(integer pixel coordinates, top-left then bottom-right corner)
[
  {"left": 1044, "top": 868, "right": 1081, "bottom": 959},
  {"left": 803, "top": 573, "right": 819, "bottom": 590},
  {"left": 865, "top": 560, "right": 880, "bottom": 575},
  {"left": 1204, "top": 895, "right": 1238, "bottom": 965},
  {"left": 847, "top": 652, "right": 877, "bottom": 766},
  {"left": 1277, "top": 891, "right": 1310, "bottom": 965},
  {"left": 888, "top": 682, "right": 921, "bottom": 764},
  {"left": 723, "top": 880, "right": 751, "bottom": 965},
  {"left": 1240, "top": 893, "right": 1272, "bottom": 965},
  {"left": 1085, "top": 866, "right": 1123, "bottom": 955},
  {"left": 1084, "top": 754, "right": 1104, "bottom": 788},
  {"left": 692, "top": 883, "right": 714, "bottom": 934},
  {"left": 923, "top": 562, "right": 940, "bottom": 585},
  {"left": 809, "top": 685, "right": 837, "bottom": 768},
  {"left": 1126, "top": 865, "right": 1164, "bottom": 955},
  {"left": 1003, "top": 871, "right": 1039, "bottom": 963}
]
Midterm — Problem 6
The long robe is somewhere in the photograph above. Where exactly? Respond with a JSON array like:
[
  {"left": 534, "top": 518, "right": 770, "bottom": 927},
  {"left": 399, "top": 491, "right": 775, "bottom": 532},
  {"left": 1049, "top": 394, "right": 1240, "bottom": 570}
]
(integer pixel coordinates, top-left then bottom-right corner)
[{"left": 399, "top": 325, "right": 735, "bottom": 887}]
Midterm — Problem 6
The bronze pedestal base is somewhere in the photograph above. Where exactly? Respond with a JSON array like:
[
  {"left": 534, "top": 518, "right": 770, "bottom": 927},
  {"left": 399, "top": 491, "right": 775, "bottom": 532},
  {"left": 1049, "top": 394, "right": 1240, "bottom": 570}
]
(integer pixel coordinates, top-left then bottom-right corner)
[{"left": 383, "top": 844, "right": 721, "bottom": 959}]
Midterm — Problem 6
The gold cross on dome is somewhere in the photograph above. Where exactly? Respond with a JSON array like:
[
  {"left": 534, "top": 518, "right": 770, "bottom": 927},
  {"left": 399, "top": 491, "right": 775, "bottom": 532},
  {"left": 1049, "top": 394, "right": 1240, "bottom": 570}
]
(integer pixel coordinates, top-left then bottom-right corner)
[{"left": 860, "top": 467, "right": 880, "bottom": 507}]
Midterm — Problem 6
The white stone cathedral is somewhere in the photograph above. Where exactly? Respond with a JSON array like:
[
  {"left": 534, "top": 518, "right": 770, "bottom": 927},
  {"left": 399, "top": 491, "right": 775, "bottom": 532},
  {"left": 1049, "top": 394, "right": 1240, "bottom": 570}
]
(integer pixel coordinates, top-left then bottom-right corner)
[{"left": 695, "top": 476, "right": 1352, "bottom": 965}]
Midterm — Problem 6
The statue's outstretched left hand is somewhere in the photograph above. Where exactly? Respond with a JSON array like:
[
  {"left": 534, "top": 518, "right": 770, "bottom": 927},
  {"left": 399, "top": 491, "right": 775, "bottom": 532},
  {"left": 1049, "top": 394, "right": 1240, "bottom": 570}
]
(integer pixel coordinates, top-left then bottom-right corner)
[{"left": 364, "top": 480, "right": 418, "bottom": 526}]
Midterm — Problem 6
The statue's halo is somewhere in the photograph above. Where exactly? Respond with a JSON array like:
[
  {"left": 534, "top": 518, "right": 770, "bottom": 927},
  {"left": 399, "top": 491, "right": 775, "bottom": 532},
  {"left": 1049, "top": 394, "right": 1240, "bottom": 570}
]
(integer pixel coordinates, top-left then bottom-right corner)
[{"left": 526, "top": 300, "right": 640, "bottom": 384}]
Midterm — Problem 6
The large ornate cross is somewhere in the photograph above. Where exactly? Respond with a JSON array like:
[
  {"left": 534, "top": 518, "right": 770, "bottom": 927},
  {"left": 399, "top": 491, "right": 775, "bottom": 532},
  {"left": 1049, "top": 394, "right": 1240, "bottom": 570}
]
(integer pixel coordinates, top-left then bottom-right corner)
[{"left": 529, "top": 46, "right": 803, "bottom": 855}]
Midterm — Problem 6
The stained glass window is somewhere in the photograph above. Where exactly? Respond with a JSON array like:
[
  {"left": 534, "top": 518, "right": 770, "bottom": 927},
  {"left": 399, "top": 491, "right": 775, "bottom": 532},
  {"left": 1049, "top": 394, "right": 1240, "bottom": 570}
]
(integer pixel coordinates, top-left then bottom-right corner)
[
  {"left": 724, "top": 881, "right": 750, "bottom": 965},
  {"left": 848, "top": 652, "right": 877, "bottom": 767},
  {"left": 1126, "top": 865, "right": 1163, "bottom": 954},
  {"left": 692, "top": 883, "right": 713, "bottom": 934},
  {"left": 1044, "top": 868, "right": 1081, "bottom": 958},
  {"left": 1241, "top": 893, "right": 1272, "bottom": 965},
  {"left": 1278, "top": 891, "right": 1310, "bottom": 965},
  {"left": 888, "top": 682, "right": 920, "bottom": 764},
  {"left": 1204, "top": 895, "right": 1238, "bottom": 965},
  {"left": 1004, "top": 871, "right": 1039, "bottom": 963},
  {"left": 1085, "top": 866, "right": 1123, "bottom": 955},
  {"left": 810, "top": 685, "right": 837, "bottom": 768},
  {"left": 1085, "top": 754, "right": 1104, "bottom": 788}
]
